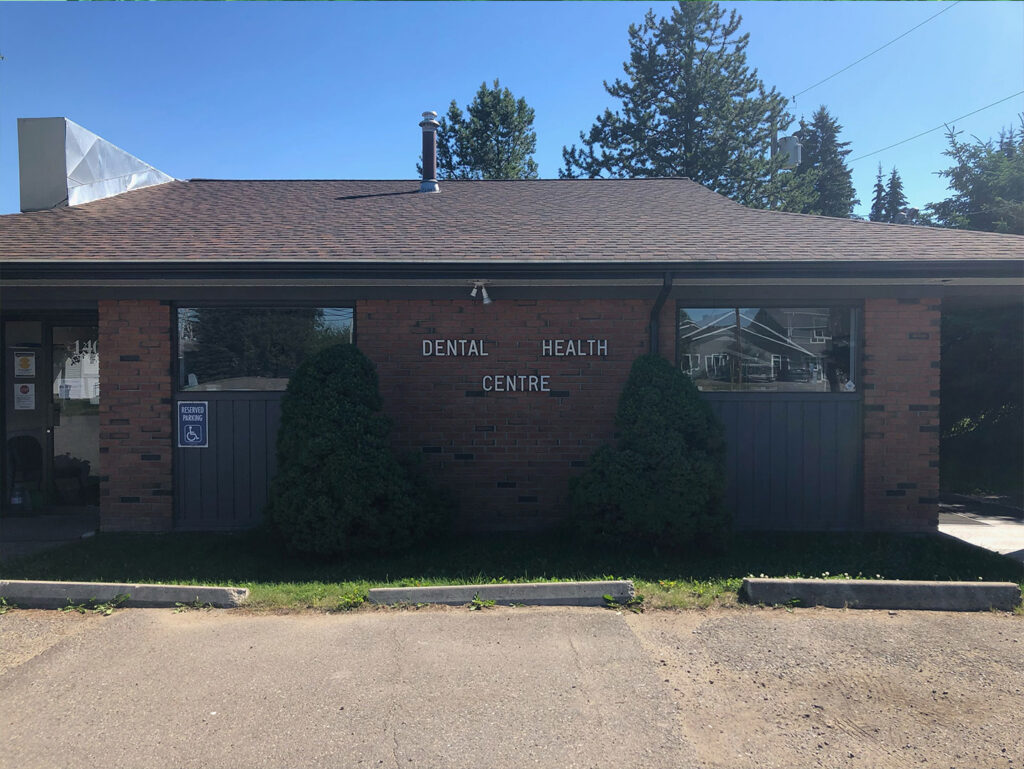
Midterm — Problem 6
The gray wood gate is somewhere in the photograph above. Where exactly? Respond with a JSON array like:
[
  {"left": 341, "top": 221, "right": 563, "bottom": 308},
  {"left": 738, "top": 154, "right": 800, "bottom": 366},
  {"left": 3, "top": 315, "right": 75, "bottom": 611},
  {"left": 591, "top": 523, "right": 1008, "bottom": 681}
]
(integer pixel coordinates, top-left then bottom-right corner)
[
  {"left": 706, "top": 393, "right": 862, "bottom": 530},
  {"left": 174, "top": 394, "right": 283, "bottom": 531}
]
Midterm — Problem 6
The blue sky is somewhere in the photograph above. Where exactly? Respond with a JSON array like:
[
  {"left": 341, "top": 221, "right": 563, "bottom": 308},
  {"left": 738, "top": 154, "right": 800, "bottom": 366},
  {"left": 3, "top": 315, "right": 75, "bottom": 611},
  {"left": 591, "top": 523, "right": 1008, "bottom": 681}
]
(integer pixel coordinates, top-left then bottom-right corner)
[{"left": 1, "top": 1, "right": 1021, "bottom": 218}]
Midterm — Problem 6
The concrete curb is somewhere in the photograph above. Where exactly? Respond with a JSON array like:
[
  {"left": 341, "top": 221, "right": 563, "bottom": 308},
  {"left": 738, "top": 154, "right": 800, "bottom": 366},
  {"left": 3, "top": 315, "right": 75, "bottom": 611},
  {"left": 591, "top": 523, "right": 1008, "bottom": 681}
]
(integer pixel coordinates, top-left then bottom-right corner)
[
  {"left": 0, "top": 580, "right": 248, "bottom": 610},
  {"left": 368, "top": 580, "right": 634, "bottom": 607},
  {"left": 741, "top": 578, "right": 1021, "bottom": 612}
]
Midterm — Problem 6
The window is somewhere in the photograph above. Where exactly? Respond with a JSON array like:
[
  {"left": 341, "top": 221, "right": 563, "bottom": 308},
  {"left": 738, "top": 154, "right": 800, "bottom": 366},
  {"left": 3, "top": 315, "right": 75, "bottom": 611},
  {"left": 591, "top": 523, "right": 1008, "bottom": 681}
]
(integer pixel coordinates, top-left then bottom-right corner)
[
  {"left": 177, "top": 307, "right": 353, "bottom": 391},
  {"left": 677, "top": 306, "right": 856, "bottom": 393}
]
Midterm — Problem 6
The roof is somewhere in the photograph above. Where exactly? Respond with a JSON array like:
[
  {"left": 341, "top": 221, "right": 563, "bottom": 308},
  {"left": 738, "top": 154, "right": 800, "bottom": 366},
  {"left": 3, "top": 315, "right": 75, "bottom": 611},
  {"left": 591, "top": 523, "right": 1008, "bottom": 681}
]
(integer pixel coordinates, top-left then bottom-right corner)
[{"left": 1, "top": 178, "right": 1021, "bottom": 265}]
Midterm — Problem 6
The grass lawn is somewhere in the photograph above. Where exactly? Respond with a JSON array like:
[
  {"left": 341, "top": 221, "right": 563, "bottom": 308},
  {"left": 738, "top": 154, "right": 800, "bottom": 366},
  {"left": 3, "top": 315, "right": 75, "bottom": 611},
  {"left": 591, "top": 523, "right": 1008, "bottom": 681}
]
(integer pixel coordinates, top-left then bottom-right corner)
[{"left": 2, "top": 528, "right": 1021, "bottom": 611}]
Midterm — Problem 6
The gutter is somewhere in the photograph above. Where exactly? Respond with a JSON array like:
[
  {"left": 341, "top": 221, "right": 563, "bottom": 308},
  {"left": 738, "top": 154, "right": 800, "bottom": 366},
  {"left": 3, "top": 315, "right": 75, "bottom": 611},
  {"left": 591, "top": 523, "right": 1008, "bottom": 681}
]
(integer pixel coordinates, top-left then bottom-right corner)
[
  {"left": 649, "top": 271, "right": 673, "bottom": 355},
  {"left": 1, "top": 259, "right": 1020, "bottom": 284}
]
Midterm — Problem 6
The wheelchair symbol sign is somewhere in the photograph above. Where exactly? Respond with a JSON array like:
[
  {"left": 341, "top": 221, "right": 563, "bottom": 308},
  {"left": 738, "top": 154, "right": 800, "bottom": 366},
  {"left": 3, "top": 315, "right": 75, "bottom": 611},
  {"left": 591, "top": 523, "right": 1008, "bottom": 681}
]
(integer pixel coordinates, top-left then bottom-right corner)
[{"left": 177, "top": 401, "right": 209, "bottom": 448}]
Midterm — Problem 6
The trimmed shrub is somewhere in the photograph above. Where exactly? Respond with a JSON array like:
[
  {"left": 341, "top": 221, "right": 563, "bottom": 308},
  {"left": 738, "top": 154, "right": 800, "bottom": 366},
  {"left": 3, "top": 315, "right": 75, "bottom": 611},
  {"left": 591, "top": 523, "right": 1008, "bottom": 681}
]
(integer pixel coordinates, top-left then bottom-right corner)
[
  {"left": 570, "top": 354, "right": 729, "bottom": 548},
  {"left": 265, "top": 344, "right": 447, "bottom": 555}
]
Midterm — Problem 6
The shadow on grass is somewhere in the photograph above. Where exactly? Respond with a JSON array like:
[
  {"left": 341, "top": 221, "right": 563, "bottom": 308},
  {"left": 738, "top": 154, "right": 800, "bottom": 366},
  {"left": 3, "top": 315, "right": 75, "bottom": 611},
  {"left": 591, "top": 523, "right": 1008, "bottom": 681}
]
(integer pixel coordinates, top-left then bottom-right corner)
[{"left": 2, "top": 529, "right": 1021, "bottom": 588}]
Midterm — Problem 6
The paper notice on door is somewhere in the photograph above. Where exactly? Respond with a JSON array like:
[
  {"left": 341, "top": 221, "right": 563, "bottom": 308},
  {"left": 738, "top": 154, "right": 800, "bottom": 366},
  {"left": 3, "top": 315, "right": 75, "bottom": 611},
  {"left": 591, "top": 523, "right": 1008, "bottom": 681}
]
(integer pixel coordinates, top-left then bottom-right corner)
[
  {"left": 14, "top": 352, "right": 35, "bottom": 378},
  {"left": 14, "top": 383, "right": 35, "bottom": 410}
]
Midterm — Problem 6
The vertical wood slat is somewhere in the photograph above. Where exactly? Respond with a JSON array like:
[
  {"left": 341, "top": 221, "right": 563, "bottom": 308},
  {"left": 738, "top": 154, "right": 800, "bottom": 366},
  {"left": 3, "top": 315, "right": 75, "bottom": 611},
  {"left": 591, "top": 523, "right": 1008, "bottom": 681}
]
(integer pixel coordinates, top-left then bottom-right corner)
[
  {"left": 233, "top": 400, "right": 251, "bottom": 526},
  {"left": 800, "top": 401, "right": 821, "bottom": 531},
  {"left": 215, "top": 401, "right": 234, "bottom": 523},
  {"left": 249, "top": 400, "right": 268, "bottom": 520},
  {"left": 837, "top": 400, "right": 862, "bottom": 528},
  {"left": 785, "top": 400, "right": 804, "bottom": 530},
  {"left": 819, "top": 402, "right": 839, "bottom": 529}
]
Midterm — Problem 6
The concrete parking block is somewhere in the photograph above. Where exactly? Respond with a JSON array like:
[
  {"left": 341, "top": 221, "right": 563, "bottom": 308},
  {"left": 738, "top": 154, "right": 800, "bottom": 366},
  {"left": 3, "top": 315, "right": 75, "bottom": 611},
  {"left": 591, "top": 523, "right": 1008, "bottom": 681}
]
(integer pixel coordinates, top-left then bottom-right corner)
[
  {"left": 741, "top": 577, "right": 1021, "bottom": 611},
  {"left": 0, "top": 580, "right": 248, "bottom": 609},
  {"left": 368, "top": 580, "right": 634, "bottom": 606}
]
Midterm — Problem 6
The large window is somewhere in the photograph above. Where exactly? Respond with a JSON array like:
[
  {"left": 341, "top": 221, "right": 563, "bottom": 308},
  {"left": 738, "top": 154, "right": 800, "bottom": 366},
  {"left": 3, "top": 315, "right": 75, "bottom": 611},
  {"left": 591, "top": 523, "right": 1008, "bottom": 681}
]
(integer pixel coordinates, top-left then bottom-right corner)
[
  {"left": 177, "top": 307, "right": 353, "bottom": 391},
  {"left": 678, "top": 306, "right": 856, "bottom": 393}
]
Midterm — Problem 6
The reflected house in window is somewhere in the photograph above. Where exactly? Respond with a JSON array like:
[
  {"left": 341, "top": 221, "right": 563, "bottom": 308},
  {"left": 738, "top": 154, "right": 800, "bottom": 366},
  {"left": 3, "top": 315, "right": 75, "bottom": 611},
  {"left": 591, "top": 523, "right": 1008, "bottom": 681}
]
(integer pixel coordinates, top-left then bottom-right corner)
[{"left": 679, "top": 307, "right": 852, "bottom": 392}]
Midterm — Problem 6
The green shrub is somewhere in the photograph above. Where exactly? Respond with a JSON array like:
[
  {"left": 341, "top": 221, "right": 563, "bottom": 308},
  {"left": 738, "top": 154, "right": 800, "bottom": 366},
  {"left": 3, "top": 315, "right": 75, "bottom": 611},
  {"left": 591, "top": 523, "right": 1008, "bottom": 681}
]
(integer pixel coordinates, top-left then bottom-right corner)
[
  {"left": 265, "top": 344, "right": 447, "bottom": 555},
  {"left": 570, "top": 354, "right": 729, "bottom": 548}
]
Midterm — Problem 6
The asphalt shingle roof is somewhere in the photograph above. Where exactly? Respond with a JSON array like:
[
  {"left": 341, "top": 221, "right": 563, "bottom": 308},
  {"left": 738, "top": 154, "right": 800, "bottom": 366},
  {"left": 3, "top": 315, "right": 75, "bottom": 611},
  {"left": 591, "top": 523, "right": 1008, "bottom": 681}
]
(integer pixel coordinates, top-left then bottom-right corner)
[{"left": 1, "top": 178, "right": 1021, "bottom": 264}]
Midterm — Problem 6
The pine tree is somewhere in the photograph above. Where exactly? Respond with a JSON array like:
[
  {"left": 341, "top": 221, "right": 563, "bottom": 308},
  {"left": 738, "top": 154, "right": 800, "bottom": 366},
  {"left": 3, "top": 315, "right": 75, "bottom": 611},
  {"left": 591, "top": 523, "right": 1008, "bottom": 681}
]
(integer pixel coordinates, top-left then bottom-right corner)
[
  {"left": 884, "top": 167, "right": 908, "bottom": 223},
  {"left": 927, "top": 122, "right": 1024, "bottom": 234},
  {"left": 791, "top": 106, "right": 858, "bottom": 217},
  {"left": 560, "top": 1, "right": 791, "bottom": 208},
  {"left": 869, "top": 164, "right": 886, "bottom": 222},
  {"left": 423, "top": 80, "right": 539, "bottom": 180}
]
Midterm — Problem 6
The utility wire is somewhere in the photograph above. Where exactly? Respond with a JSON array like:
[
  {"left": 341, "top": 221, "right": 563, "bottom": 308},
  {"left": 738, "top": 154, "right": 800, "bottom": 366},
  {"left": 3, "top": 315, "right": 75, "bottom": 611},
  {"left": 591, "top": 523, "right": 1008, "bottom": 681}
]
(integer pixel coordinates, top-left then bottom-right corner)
[
  {"left": 792, "top": 1, "right": 961, "bottom": 102},
  {"left": 849, "top": 91, "right": 1024, "bottom": 162}
]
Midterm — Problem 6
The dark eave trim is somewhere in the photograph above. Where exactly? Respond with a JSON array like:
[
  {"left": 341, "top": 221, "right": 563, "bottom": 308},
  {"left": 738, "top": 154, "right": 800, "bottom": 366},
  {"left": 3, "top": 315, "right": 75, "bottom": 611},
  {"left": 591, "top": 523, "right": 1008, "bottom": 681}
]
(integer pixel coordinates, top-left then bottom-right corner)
[{"left": 0, "top": 259, "right": 1021, "bottom": 283}]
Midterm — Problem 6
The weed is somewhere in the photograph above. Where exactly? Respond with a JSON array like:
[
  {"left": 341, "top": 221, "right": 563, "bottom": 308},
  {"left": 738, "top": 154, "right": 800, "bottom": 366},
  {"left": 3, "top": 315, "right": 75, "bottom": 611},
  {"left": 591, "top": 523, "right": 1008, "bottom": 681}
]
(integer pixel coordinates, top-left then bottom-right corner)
[
  {"left": 603, "top": 593, "right": 645, "bottom": 613},
  {"left": 0, "top": 597, "right": 14, "bottom": 614},
  {"left": 468, "top": 594, "right": 496, "bottom": 611},
  {"left": 59, "top": 593, "right": 130, "bottom": 616},
  {"left": 174, "top": 597, "right": 215, "bottom": 613},
  {"left": 334, "top": 590, "right": 366, "bottom": 611}
]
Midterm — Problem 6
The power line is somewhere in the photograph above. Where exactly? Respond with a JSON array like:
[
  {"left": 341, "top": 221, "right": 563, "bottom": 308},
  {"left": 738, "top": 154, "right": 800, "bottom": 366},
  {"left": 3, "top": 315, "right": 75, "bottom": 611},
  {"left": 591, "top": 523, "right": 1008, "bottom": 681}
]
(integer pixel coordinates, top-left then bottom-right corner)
[
  {"left": 849, "top": 91, "right": 1024, "bottom": 163},
  {"left": 791, "top": 1, "right": 961, "bottom": 102}
]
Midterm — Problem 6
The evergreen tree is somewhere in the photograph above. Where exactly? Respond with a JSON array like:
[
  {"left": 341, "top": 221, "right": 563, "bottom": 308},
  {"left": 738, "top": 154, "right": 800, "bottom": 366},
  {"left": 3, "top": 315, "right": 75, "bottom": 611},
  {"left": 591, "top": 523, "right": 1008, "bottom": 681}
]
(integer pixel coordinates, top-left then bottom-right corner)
[
  {"left": 560, "top": 1, "right": 791, "bottom": 208},
  {"left": 790, "top": 106, "right": 858, "bottom": 217},
  {"left": 927, "top": 122, "right": 1024, "bottom": 234},
  {"left": 884, "top": 167, "right": 908, "bottom": 223},
  {"left": 869, "top": 164, "right": 886, "bottom": 222},
  {"left": 767, "top": 164, "right": 819, "bottom": 213},
  {"left": 423, "top": 79, "right": 539, "bottom": 180}
]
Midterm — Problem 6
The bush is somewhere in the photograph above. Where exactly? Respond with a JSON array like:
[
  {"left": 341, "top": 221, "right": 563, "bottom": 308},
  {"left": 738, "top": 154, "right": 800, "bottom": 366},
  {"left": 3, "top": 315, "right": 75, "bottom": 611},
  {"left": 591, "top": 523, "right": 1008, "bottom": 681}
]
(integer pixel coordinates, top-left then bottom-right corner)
[
  {"left": 265, "top": 344, "right": 447, "bottom": 555},
  {"left": 570, "top": 354, "right": 729, "bottom": 548}
]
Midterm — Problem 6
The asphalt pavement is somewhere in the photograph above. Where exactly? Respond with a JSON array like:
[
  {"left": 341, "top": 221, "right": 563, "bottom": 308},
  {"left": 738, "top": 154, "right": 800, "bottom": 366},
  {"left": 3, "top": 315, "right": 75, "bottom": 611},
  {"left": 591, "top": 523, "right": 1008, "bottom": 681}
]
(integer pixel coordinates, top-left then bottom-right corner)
[{"left": 0, "top": 607, "right": 692, "bottom": 769}]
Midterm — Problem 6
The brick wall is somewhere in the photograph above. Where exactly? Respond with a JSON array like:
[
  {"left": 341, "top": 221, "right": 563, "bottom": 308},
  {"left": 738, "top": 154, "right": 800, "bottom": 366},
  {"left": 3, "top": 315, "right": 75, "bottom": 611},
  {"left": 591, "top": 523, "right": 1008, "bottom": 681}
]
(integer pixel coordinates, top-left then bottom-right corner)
[
  {"left": 98, "top": 300, "right": 173, "bottom": 531},
  {"left": 862, "top": 297, "right": 941, "bottom": 531},
  {"left": 357, "top": 298, "right": 668, "bottom": 531}
]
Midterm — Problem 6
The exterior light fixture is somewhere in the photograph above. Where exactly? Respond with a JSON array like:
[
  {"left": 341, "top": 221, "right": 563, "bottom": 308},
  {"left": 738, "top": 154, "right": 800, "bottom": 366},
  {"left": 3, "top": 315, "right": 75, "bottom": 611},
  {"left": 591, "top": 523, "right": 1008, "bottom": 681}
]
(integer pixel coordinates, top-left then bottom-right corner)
[{"left": 470, "top": 281, "right": 491, "bottom": 304}]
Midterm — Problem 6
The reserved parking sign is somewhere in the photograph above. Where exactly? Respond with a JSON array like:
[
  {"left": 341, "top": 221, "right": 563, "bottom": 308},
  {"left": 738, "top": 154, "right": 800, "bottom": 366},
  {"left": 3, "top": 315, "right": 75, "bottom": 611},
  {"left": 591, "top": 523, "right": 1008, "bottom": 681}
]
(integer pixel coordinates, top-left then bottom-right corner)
[{"left": 177, "top": 401, "right": 209, "bottom": 448}]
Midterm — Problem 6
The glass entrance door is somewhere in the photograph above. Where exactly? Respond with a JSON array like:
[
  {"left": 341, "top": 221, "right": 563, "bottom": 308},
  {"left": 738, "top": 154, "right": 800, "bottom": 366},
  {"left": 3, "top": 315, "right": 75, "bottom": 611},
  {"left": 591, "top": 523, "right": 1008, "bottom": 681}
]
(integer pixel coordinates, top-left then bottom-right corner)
[
  {"left": 50, "top": 326, "right": 100, "bottom": 506},
  {"left": 3, "top": 318, "right": 100, "bottom": 512}
]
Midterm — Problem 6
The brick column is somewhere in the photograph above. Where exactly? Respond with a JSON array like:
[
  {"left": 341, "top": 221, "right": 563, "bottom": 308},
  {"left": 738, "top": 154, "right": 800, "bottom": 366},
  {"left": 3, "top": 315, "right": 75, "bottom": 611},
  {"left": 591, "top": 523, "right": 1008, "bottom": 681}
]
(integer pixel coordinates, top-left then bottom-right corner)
[
  {"left": 862, "top": 298, "right": 941, "bottom": 531},
  {"left": 98, "top": 300, "right": 174, "bottom": 531}
]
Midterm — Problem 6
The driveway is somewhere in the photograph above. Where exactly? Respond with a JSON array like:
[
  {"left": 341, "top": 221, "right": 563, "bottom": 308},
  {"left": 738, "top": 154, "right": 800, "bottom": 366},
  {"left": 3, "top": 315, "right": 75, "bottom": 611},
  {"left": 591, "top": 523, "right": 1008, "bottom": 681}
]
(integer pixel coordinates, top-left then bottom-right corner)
[{"left": 1, "top": 606, "right": 1021, "bottom": 769}]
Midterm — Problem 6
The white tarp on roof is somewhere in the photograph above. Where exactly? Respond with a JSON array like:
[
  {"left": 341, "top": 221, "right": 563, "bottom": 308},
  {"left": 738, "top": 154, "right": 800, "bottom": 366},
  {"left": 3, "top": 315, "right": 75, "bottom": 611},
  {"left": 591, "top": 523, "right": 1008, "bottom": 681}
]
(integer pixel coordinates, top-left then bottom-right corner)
[
  {"left": 18, "top": 117, "right": 173, "bottom": 211},
  {"left": 63, "top": 118, "right": 174, "bottom": 206}
]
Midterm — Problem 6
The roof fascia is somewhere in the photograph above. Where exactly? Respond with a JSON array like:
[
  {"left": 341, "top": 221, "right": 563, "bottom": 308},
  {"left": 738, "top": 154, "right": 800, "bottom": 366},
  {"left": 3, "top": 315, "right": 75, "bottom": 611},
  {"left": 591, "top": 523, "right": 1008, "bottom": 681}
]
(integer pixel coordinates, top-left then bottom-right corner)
[{"left": 0, "top": 259, "right": 1021, "bottom": 284}]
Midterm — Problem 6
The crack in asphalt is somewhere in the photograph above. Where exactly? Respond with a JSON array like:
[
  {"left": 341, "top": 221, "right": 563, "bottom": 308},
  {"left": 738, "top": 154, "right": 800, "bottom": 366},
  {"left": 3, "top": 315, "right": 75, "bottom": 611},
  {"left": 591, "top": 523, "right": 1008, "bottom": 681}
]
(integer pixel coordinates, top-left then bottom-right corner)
[{"left": 383, "top": 624, "right": 402, "bottom": 769}]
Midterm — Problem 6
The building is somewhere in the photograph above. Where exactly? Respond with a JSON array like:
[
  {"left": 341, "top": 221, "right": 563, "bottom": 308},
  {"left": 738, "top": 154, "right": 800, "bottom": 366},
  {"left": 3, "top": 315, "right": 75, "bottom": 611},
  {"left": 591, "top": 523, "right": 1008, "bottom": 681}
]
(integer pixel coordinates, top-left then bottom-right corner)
[{"left": 2, "top": 116, "right": 1021, "bottom": 534}]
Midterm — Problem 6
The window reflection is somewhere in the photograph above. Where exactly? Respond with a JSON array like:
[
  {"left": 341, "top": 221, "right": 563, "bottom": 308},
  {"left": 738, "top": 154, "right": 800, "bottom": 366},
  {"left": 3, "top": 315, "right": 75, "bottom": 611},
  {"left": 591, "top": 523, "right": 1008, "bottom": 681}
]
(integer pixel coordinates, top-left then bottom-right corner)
[
  {"left": 177, "top": 308, "right": 353, "bottom": 391},
  {"left": 678, "top": 307, "right": 854, "bottom": 393}
]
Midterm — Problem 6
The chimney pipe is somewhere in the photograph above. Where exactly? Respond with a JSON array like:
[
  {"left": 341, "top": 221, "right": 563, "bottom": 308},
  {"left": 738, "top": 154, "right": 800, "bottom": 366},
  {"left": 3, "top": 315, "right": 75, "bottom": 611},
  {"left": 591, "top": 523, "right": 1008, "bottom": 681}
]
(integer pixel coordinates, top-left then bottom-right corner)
[{"left": 419, "top": 110, "right": 440, "bottom": 193}]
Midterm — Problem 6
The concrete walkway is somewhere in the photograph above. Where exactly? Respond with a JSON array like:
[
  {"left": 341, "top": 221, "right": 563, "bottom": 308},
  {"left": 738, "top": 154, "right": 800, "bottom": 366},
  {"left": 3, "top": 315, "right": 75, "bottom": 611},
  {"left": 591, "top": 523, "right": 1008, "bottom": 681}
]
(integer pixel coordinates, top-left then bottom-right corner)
[
  {"left": 938, "top": 498, "right": 1024, "bottom": 564},
  {"left": 0, "top": 511, "right": 99, "bottom": 563}
]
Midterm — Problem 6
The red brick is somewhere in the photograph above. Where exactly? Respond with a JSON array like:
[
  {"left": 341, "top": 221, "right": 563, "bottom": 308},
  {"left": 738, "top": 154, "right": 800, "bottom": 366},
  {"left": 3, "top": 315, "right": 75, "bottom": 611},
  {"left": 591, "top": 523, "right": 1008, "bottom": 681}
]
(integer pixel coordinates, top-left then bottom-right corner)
[{"left": 98, "top": 300, "right": 173, "bottom": 532}]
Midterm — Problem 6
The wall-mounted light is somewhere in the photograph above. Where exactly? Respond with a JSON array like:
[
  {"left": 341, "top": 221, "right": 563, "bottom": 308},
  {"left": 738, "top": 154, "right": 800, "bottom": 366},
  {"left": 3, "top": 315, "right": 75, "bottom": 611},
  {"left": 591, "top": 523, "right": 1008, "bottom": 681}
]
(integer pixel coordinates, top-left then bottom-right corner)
[{"left": 470, "top": 281, "right": 492, "bottom": 305}]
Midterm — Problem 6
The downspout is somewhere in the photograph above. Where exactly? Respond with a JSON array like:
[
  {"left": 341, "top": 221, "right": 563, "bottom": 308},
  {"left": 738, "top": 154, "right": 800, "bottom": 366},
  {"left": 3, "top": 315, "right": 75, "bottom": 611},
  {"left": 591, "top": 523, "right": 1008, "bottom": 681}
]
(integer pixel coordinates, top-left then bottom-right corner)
[{"left": 649, "top": 272, "right": 673, "bottom": 355}]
